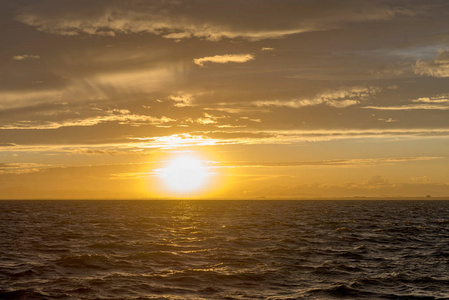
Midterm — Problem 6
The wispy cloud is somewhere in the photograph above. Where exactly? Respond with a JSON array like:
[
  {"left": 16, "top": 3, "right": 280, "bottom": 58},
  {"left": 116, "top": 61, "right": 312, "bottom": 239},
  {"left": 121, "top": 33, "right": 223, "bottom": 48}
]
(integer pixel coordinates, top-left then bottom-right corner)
[
  {"left": 12, "top": 54, "right": 40, "bottom": 61},
  {"left": 412, "top": 95, "right": 449, "bottom": 103},
  {"left": 365, "top": 93, "right": 449, "bottom": 111},
  {"left": 129, "top": 134, "right": 221, "bottom": 149},
  {"left": 363, "top": 104, "right": 449, "bottom": 110},
  {"left": 194, "top": 54, "right": 254, "bottom": 67},
  {"left": 378, "top": 117, "right": 398, "bottom": 123},
  {"left": 255, "top": 86, "right": 379, "bottom": 108},
  {"left": 415, "top": 49, "right": 449, "bottom": 77},
  {"left": 2, "top": 129, "right": 449, "bottom": 158},
  {"left": 16, "top": 1, "right": 412, "bottom": 41},
  {"left": 0, "top": 109, "right": 174, "bottom": 129},
  {"left": 169, "top": 93, "right": 195, "bottom": 107},
  {"left": 214, "top": 157, "right": 442, "bottom": 168},
  {"left": 203, "top": 128, "right": 449, "bottom": 145},
  {"left": 0, "top": 163, "right": 48, "bottom": 174}
]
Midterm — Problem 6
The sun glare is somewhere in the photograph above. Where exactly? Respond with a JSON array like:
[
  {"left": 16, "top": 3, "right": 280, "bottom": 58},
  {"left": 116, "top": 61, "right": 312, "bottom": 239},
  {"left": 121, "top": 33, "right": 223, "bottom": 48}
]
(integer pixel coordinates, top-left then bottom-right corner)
[{"left": 158, "top": 155, "right": 209, "bottom": 194}]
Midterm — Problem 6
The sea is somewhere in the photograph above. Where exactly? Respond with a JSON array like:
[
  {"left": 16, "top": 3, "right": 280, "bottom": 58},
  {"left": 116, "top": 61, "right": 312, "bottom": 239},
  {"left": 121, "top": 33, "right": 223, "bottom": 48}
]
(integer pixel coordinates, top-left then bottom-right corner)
[{"left": 1, "top": 200, "right": 449, "bottom": 299}]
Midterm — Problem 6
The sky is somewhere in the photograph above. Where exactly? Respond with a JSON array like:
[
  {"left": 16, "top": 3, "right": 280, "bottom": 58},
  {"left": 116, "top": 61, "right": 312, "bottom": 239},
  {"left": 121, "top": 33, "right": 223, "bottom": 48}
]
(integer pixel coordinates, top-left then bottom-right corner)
[{"left": 1, "top": 0, "right": 449, "bottom": 199}]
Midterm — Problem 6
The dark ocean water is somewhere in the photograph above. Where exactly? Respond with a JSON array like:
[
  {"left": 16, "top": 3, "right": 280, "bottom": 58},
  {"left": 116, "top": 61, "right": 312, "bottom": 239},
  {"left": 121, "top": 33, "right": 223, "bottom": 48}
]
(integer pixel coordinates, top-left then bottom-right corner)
[{"left": 1, "top": 200, "right": 449, "bottom": 299}]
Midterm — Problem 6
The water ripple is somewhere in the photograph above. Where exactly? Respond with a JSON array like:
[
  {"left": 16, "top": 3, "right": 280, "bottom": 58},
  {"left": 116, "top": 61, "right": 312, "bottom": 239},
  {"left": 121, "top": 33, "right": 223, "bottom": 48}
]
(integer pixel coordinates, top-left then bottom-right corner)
[{"left": 1, "top": 200, "right": 449, "bottom": 299}]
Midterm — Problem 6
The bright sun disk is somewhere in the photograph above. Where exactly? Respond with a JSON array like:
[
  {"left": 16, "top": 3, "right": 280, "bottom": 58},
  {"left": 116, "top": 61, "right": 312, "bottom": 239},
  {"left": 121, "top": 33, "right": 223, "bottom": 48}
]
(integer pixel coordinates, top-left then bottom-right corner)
[{"left": 158, "top": 155, "right": 209, "bottom": 194}]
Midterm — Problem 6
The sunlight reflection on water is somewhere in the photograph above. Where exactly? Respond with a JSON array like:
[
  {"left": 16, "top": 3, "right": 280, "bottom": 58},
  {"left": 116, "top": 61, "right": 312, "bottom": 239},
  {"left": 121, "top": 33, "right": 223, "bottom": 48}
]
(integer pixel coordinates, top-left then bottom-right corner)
[{"left": 1, "top": 200, "right": 449, "bottom": 299}]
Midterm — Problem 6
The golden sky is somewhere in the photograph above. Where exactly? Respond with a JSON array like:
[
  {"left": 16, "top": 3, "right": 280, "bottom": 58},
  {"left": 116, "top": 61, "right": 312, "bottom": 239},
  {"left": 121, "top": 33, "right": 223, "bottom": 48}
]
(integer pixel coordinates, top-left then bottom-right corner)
[{"left": 1, "top": 0, "right": 449, "bottom": 199}]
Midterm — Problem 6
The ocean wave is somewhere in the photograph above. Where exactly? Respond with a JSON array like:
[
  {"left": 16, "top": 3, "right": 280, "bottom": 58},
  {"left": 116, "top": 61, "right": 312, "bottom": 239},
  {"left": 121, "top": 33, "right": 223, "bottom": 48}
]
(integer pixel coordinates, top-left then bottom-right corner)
[{"left": 2, "top": 200, "right": 449, "bottom": 299}]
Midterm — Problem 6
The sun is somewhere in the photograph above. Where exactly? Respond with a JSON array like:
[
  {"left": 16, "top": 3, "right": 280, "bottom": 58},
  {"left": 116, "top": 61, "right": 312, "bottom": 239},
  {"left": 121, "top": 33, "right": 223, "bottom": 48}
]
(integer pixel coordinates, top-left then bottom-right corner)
[{"left": 157, "top": 155, "right": 209, "bottom": 194}]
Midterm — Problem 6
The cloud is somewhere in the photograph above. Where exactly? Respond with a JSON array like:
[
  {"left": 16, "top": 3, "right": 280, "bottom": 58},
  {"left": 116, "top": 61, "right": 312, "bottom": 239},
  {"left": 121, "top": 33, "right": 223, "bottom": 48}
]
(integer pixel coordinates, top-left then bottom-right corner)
[
  {"left": 412, "top": 95, "right": 449, "bottom": 104},
  {"left": 12, "top": 54, "right": 40, "bottom": 61},
  {"left": 365, "top": 93, "right": 449, "bottom": 111},
  {"left": 228, "top": 176, "right": 449, "bottom": 199},
  {"left": 261, "top": 47, "right": 275, "bottom": 51},
  {"left": 214, "top": 157, "right": 441, "bottom": 168},
  {"left": 169, "top": 93, "right": 195, "bottom": 107},
  {"left": 194, "top": 54, "right": 254, "bottom": 67},
  {"left": 127, "top": 129, "right": 449, "bottom": 151},
  {"left": 254, "top": 86, "right": 379, "bottom": 108},
  {"left": 109, "top": 172, "right": 153, "bottom": 180},
  {"left": 16, "top": 0, "right": 413, "bottom": 41},
  {"left": 0, "top": 163, "right": 48, "bottom": 174},
  {"left": 363, "top": 104, "right": 449, "bottom": 110},
  {"left": 112, "top": 158, "right": 438, "bottom": 181},
  {"left": 414, "top": 49, "right": 449, "bottom": 77},
  {"left": 129, "top": 133, "right": 221, "bottom": 149},
  {"left": 378, "top": 117, "right": 398, "bottom": 123},
  {"left": 0, "top": 108, "right": 175, "bottom": 129},
  {"left": 190, "top": 113, "right": 222, "bottom": 125},
  {"left": 2, "top": 128, "right": 449, "bottom": 157},
  {"left": 363, "top": 175, "right": 392, "bottom": 187},
  {"left": 411, "top": 176, "right": 431, "bottom": 183}
]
